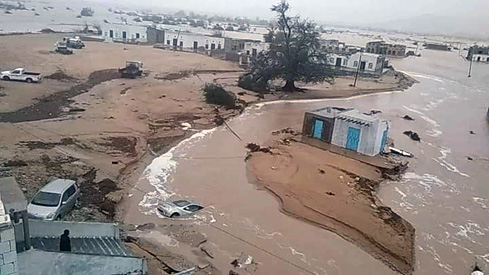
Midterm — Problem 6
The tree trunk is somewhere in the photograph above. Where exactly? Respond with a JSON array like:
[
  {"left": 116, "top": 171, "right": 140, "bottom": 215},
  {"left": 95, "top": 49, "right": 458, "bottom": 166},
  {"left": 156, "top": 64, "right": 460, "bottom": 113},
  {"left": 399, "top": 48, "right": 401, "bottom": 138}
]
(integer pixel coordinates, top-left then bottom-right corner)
[{"left": 283, "top": 79, "right": 296, "bottom": 92}]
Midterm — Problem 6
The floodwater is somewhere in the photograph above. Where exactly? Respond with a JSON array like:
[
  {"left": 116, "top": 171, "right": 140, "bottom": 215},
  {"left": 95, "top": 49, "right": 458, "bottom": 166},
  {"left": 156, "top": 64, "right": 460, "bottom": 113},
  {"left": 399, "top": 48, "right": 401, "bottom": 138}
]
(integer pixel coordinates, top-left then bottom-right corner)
[{"left": 136, "top": 47, "right": 489, "bottom": 275}]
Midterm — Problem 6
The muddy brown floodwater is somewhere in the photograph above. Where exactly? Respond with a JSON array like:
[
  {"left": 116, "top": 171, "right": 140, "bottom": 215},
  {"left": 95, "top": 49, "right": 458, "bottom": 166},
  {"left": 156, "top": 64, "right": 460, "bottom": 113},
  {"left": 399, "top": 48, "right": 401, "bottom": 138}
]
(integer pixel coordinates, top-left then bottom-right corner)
[{"left": 124, "top": 48, "right": 489, "bottom": 274}]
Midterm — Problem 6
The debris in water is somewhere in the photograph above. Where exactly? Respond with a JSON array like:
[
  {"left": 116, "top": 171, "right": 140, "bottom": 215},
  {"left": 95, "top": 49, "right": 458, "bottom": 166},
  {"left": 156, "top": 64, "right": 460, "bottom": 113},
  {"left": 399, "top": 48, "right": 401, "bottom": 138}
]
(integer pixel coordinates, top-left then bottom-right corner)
[
  {"left": 272, "top": 127, "right": 295, "bottom": 135},
  {"left": 402, "top": 115, "right": 415, "bottom": 121},
  {"left": 389, "top": 147, "right": 414, "bottom": 158},
  {"left": 403, "top": 131, "right": 421, "bottom": 141},
  {"left": 246, "top": 143, "right": 271, "bottom": 153},
  {"left": 467, "top": 156, "right": 473, "bottom": 161},
  {"left": 470, "top": 130, "right": 476, "bottom": 135}
]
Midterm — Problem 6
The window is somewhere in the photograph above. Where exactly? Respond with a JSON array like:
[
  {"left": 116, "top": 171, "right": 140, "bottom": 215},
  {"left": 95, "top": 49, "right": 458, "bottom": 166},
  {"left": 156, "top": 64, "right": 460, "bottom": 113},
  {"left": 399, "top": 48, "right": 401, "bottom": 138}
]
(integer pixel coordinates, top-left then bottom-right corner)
[
  {"left": 387, "top": 50, "right": 391, "bottom": 55},
  {"left": 180, "top": 41, "right": 183, "bottom": 47},
  {"left": 353, "top": 61, "right": 358, "bottom": 67},
  {"left": 329, "top": 58, "right": 334, "bottom": 63},
  {"left": 343, "top": 59, "right": 348, "bottom": 66},
  {"left": 184, "top": 205, "right": 203, "bottom": 212},
  {"left": 205, "top": 44, "right": 209, "bottom": 49},
  {"left": 211, "top": 43, "right": 216, "bottom": 50},
  {"left": 368, "top": 63, "right": 373, "bottom": 69},
  {"left": 12, "top": 70, "right": 20, "bottom": 74},
  {"left": 392, "top": 51, "right": 396, "bottom": 55},
  {"left": 136, "top": 33, "right": 140, "bottom": 39},
  {"left": 32, "top": 192, "right": 61, "bottom": 207},
  {"left": 218, "top": 43, "right": 221, "bottom": 49},
  {"left": 62, "top": 185, "right": 76, "bottom": 202}
]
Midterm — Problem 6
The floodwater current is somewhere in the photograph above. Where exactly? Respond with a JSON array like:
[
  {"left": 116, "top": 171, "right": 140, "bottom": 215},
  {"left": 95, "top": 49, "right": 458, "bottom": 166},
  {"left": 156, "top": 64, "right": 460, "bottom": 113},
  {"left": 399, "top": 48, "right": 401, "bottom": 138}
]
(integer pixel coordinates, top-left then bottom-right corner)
[{"left": 137, "top": 48, "right": 489, "bottom": 274}]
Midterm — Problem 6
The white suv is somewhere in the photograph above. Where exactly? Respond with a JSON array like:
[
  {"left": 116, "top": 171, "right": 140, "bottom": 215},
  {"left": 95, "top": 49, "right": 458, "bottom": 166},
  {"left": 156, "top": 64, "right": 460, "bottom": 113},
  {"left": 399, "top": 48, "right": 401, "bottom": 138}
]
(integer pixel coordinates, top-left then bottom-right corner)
[{"left": 27, "top": 179, "right": 80, "bottom": 220}]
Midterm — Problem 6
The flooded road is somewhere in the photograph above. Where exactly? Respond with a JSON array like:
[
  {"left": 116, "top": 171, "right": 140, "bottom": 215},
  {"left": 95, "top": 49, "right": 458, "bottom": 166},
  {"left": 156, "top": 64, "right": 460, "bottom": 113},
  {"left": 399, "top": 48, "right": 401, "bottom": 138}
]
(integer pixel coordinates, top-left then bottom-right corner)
[{"left": 131, "top": 48, "right": 489, "bottom": 274}]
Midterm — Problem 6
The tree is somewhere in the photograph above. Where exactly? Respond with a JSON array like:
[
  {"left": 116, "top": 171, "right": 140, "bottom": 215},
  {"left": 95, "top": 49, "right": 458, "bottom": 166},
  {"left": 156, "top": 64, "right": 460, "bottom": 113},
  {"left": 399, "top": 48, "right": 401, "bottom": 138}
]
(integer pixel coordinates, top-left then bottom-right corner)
[{"left": 248, "top": 0, "right": 333, "bottom": 91}]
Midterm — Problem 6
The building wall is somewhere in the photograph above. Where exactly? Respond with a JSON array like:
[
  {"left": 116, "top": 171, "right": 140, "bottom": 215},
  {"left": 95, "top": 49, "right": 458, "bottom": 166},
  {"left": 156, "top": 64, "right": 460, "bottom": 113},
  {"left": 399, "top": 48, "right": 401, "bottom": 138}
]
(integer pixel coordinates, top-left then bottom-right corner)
[
  {"left": 101, "top": 23, "right": 148, "bottom": 43},
  {"left": 244, "top": 42, "right": 269, "bottom": 57},
  {"left": 366, "top": 41, "right": 405, "bottom": 56},
  {"left": 28, "top": 220, "right": 120, "bottom": 238},
  {"left": 471, "top": 54, "right": 489, "bottom": 62},
  {"left": 331, "top": 118, "right": 388, "bottom": 156},
  {"left": 146, "top": 27, "right": 165, "bottom": 45},
  {"left": 0, "top": 199, "right": 18, "bottom": 275},
  {"left": 326, "top": 53, "right": 384, "bottom": 73},
  {"left": 164, "top": 31, "right": 225, "bottom": 50},
  {"left": 302, "top": 113, "right": 335, "bottom": 143}
]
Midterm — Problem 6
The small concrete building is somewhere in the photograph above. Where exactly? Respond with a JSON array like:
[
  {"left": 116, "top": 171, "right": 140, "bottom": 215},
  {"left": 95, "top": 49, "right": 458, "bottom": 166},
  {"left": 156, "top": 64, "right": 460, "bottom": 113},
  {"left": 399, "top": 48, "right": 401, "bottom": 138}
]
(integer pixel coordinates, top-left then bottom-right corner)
[
  {"left": 366, "top": 41, "right": 406, "bottom": 57},
  {"left": 319, "top": 39, "right": 362, "bottom": 54},
  {"left": 302, "top": 107, "right": 390, "bottom": 156},
  {"left": 163, "top": 30, "right": 225, "bottom": 50},
  {"left": 101, "top": 23, "right": 148, "bottom": 43},
  {"left": 146, "top": 26, "right": 165, "bottom": 44},
  {"left": 326, "top": 52, "right": 385, "bottom": 76},
  {"left": 239, "top": 41, "right": 270, "bottom": 66},
  {"left": 467, "top": 45, "right": 489, "bottom": 62},
  {"left": 424, "top": 43, "right": 451, "bottom": 51}
]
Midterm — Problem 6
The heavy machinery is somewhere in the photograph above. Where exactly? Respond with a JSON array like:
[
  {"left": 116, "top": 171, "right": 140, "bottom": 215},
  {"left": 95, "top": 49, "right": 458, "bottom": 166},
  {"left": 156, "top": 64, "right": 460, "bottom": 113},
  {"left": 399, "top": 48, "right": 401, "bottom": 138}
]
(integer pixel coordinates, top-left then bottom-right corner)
[
  {"left": 55, "top": 42, "right": 73, "bottom": 55},
  {"left": 119, "top": 61, "right": 143, "bottom": 78}
]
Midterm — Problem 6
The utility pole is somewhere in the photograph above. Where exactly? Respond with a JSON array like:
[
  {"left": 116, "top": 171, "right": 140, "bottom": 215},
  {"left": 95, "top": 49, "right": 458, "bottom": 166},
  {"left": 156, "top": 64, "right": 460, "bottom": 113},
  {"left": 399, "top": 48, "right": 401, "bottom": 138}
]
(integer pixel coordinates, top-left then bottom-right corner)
[
  {"left": 174, "top": 29, "right": 181, "bottom": 52},
  {"left": 353, "top": 54, "right": 362, "bottom": 87},
  {"left": 468, "top": 54, "right": 473, "bottom": 77}
]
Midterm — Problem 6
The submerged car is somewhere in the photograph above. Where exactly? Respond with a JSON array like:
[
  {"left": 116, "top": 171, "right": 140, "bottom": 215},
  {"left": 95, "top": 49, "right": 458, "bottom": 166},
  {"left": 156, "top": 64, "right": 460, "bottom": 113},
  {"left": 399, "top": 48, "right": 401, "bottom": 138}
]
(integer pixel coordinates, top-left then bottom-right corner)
[
  {"left": 27, "top": 179, "right": 80, "bottom": 220},
  {"left": 157, "top": 200, "right": 204, "bottom": 218}
]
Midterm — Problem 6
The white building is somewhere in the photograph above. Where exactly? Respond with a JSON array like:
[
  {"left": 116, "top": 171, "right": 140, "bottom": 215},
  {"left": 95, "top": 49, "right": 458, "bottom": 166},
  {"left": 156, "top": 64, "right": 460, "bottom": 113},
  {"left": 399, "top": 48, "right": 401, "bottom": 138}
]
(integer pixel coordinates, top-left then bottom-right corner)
[
  {"left": 101, "top": 23, "right": 148, "bottom": 43},
  {"left": 326, "top": 53, "right": 385, "bottom": 75},
  {"left": 239, "top": 41, "right": 270, "bottom": 66},
  {"left": 163, "top": 30, "right": 225, "bottom": 50},
  {"left": 244, "top": 41, "right": 269, "bottom": 56},
  {"left": 331, "top": 109, "right": 390, "bottom": 156},
  {"left": 303, "top": 108, "right": 390, "bottom": 156}
]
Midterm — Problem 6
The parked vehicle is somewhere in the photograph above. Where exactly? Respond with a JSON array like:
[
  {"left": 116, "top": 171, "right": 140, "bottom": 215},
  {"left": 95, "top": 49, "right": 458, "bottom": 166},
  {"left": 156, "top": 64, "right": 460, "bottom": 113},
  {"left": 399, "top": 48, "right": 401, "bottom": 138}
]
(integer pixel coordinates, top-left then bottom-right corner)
[
  {"left": 1, "top": 68, "right": 42, "bottom": 83},
  {"left": 27, "top": 178, "right": 80, "bottom": 220},
  {"left": 63, "top": 36, "right": 85, "bottom": 49},
  {"left": 157, "top": 200, "right": 204, "bottom": 218},
  {"left": 55, "top": 42, "right": 73, "bottom": 55},
  {"left": 119, "top": 61, "right": 143, "bottom": 78}
]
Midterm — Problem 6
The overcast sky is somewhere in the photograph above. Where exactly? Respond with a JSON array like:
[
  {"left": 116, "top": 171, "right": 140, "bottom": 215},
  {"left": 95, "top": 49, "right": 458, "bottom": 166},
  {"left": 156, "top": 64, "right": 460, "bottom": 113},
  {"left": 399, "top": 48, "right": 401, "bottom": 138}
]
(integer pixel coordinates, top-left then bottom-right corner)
[{"left": 108, "top": 0, "right": 486, "bottom": 25}]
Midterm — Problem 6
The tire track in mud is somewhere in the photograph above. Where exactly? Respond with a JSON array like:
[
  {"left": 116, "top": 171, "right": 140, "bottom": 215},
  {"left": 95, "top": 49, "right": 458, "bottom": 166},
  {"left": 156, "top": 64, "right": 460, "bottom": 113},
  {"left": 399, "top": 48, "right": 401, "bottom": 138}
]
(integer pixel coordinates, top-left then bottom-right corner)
[{"left": 0, "top": 69, "right": 121, "bottom": 123}]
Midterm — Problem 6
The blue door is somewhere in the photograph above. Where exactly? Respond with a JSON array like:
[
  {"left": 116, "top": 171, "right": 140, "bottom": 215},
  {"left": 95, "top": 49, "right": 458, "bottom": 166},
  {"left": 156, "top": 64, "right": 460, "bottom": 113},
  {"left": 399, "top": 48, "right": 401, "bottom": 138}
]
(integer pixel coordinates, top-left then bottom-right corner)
[
  {"left": 346, "top": 127, "right": 360, "bottom": 151},
  {"left": 313, "top": 119, "right": 324, "bottom": 139},
  {"left": 381, "top": 130, "right": 388, "bottom": 152}
]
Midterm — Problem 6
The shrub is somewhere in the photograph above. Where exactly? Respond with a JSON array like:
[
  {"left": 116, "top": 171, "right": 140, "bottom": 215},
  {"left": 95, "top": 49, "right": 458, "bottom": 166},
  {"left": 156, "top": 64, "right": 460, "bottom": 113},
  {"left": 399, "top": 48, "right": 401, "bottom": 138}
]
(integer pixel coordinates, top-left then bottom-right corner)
[
  {"left": 203, "top": 83, "right": 236, "bottom": 109},
  {"left": 238, "top": 74, "right": 268, "bottom": 93}
]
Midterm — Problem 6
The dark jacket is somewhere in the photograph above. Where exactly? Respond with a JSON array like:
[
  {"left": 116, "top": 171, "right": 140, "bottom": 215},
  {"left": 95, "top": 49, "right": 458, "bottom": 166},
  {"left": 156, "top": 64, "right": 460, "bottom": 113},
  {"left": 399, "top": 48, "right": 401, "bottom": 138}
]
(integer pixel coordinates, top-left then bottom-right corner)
[{"left": 60, "top": 233, "right": 71, "bottom": 252}]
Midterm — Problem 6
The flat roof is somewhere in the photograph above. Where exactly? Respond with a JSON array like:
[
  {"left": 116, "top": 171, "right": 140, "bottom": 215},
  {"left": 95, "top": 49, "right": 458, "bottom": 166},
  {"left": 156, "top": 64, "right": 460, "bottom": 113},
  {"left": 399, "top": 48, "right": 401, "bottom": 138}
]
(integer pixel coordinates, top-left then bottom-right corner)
[
  {"left": 41, "top": 179, "right": 76, "bottom": 193},
  {"left": 337, "top": 109, "right": 379, "bottom": 125},
  {"left": 308, "top": 107, "right": 351, "bottom": 118},
  {"left": 0, "top": 176, "right": 27, "bottom": 212}
]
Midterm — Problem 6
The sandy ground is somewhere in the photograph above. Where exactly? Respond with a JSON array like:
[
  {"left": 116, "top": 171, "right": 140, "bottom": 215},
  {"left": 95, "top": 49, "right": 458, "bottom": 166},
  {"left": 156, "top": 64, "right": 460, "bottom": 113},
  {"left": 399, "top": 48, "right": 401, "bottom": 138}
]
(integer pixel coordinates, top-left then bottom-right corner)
[
  {"left": 0, "top": 33, "right": 415, "bottom": 274},
  {"left": 247, "top": 136, "right": 415, "bottom": 274}
]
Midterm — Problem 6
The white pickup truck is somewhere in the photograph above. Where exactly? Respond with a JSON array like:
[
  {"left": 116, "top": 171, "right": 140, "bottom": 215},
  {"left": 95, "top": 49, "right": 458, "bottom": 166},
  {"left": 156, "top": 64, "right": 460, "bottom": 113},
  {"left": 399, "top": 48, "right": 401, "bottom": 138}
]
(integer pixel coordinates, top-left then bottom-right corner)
[{"left": 1, "top": 68, "right": 43, "bottom": 83}]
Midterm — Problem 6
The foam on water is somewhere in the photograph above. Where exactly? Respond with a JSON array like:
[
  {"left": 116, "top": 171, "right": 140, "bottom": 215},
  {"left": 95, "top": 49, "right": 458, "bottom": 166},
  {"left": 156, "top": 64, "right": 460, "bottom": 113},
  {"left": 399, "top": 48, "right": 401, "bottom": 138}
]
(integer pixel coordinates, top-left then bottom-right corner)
[
  {"left": 403, "top": 72, "right": 446, "bottom": 83},
  {"left": 432, "top": 147, "right": 470, "bottom": 178},
  {"left": 403, "top": 105, "right": 443, "bottom": 137},
  {"left": 138, "top": 128, "right": 217, "bottom": 213}
]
